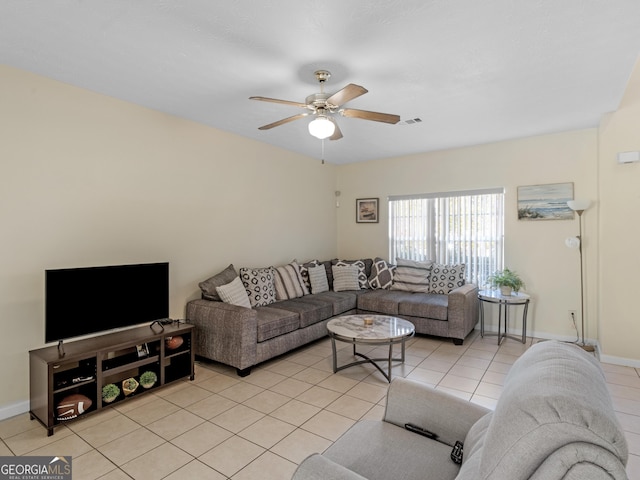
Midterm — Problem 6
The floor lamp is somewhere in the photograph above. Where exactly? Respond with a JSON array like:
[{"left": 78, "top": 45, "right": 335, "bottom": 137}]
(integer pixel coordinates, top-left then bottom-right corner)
[{"left": 566, "top": 199, "right": 594, "bottom": 352}]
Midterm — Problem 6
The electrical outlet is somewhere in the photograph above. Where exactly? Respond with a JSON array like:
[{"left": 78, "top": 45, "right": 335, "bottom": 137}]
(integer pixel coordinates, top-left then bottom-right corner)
[{"left": 568, "top": 310, "right": 577, "bottom": 327}]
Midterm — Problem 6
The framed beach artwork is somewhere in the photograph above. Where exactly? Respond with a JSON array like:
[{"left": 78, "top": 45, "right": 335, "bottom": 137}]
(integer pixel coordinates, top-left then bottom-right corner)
[
  {"left": 517, "top": 182, "right": 574, "bottom": 221},
  {"left": 356, "top": 198, "right": 379, "bottom": 223}
]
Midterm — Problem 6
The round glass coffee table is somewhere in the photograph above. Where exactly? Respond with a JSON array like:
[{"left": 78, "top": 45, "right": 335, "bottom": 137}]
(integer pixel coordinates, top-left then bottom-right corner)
[{"left": 326, "top": 315, "right": 415, "bottom": 383}]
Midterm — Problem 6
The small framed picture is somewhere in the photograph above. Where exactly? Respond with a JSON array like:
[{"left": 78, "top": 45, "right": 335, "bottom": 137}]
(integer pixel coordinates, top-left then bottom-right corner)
[
  {"left": 136, "top": 343, "right": 149, "bottom": 358},
  {"left": 356, "top": 198, "right": 379, "bottom": 223}
]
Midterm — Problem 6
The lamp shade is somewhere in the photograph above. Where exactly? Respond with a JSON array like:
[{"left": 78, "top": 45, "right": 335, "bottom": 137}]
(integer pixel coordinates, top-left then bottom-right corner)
[
  {"left": 567, "top": 199, "right": 591, "bottom": 212},
  {"left": 308, "top": 116, "right": 335, "bottom": 139}
]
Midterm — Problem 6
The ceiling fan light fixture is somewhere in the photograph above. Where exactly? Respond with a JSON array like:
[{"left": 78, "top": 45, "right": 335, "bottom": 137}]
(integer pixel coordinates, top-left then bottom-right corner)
[{"left": 308, "top": 116, "right": 335, "bottom": 139}]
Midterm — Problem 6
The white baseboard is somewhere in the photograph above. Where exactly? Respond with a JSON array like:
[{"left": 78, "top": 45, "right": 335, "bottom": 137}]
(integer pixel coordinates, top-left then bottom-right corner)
[
  {"left": 0, "top": 400, "right": 29, "bottom": 422},
  {"left": 599, "top": 353, "right": 640, "bottom": 368},
  {"left": 474, "top": 326, "right": 639, "bottom": 367}
]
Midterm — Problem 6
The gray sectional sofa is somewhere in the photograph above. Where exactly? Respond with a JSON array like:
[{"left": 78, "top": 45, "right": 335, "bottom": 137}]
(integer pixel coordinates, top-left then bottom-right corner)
[
  {"left": 292, "top": 341, "right": 629, "bottom": 480},
  {"left": 186, "top": 258, "right": 478, "bottom": 376}
]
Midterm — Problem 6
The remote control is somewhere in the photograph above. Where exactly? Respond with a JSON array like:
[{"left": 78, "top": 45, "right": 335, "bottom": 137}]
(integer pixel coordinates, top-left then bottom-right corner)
[
  {"left": 404, "top": 423, "right": 438, "bottom": 440},
  {"left": 451, "top": 440, "right": 463, "bottom": 464}
]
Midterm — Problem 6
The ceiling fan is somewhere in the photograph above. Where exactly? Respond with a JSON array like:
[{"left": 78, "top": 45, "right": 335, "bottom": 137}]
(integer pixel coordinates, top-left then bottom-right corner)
[{"left": 250, "top": 70, "right": 400, "bottom": 140}]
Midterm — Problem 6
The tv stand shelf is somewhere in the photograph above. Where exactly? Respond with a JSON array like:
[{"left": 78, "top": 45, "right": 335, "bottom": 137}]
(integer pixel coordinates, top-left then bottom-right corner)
[{"left": 29, "top": 322, "right": 195, "bottom": 436}]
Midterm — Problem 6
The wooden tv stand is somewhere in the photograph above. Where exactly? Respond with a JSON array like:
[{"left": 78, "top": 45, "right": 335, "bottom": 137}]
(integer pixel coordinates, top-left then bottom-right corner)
[{"left": 29, "top": 322, "right": 195, "bottom": 436}]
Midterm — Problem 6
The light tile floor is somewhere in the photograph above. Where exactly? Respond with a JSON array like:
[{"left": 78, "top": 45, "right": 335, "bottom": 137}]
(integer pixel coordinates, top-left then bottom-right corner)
[{"left": 2, "top": 331, "right": 639, "bottom": 479}]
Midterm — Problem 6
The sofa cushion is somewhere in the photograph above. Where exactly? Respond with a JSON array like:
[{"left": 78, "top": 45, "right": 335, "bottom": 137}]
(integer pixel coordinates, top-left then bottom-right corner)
[
  {"left": 240, "top": 266, "right": 277, "bottom": 307},
  {"left": 320, "top": 260, "right": 337, "bottom": 290},
  {"left": 216, "top": 276, "right": 251, "bottom": 308},
  {"left": 390, "top": 258, "right": 433, "bottom": 293},
  {"left": 308, "top": 265, "right": 329, "bottom": 294},
  {"left": 357, "top": 290, "right": 416, "bottom": 316},
  {"left": 332, "top": 265, "right": 361, "bottom": 292},
  {"left": 254, "top": 306, "right": 300, "bottom": 343},
  {"left": 429, "top": 263, "right": 466, "bottom": 294},
  {"left": 268, "top": 296, "right": 334, "bottom": 328},
  {"left": 333, "top": 259, "right": 369, "bottom": 289},
  {"left": 199, "top": 264, "right": 238, "bottom": 301},
  {"left": 323, "top": 420, "right": 460, "bottom": 480},
  {"left": 299, "top": 259, "right": 319, "bottom": 291},
  {"left": 273, "top": 261, "right": 308, "bottom": 300},
  {"left": 398, "top": 293, "right": 448, "bottom": 321},
  {"left": 310, "top": 291, "right": 358, "bottom": 315},
  {"left": 368, "top": 257, "right": 395, "bottom": 289}
]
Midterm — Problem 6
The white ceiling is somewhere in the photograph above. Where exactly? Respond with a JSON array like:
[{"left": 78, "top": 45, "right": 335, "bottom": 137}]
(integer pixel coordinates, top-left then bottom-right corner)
[{"left": 2, "top": 1, "right": 639, "bottom": 164}]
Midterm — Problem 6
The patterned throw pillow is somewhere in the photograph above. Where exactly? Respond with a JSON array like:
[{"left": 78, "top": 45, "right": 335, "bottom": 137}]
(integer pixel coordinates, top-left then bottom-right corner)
[
  {"left": 429, "top": 263, "right": 466, "bottom": 294},
  {"left": 334, "top": 260, "right": 368, "bottom": 289},
  {"left": 216, "top": 276, "right": 251, "bottom": 308},
  {"left": 390, "top": 258, "right": 433, "bottom": 293},
  {"left": 198, "top": 264, "right": 238, "bottom": 301},
  {"left": 332, "top": 265, "right": 361, "bottom": 292},
  {"left": 239, "top": 267, "right": 277, "bottom": 307},
  {"left": 273, "top": 261, "right": 309, "bottom": 300},
  {"left": 308, "top": 265, "right": 329, "bottom": 294},
  {"left": 299, "top": 260, "right": 319, "bottom": 292},
  {"left": 368, "top": 257, "right": 396, "bottom": 289}
]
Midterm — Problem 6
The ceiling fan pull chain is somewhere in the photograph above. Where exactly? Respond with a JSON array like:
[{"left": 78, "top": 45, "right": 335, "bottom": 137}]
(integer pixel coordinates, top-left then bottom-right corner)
[{"left": 321, "top": 139, "right": 325, "bottom": 164}]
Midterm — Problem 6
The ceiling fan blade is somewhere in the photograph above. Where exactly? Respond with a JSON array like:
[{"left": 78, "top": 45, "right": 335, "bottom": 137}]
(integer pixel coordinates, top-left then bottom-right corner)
[
  {"left": 258, "top": 113, "right": 308, "bottom": 130},
  {"left": 250, "top": 96, "right": 307, "bottom": 108},
  {"left": 329, "top": 119, "right": 343, "bottom": 141},
  {"left": 341, "top": 108, "right": 400, "bottom": 124},
  {"left": 326, "top": 84, "right": 368, "bottom": 107}
]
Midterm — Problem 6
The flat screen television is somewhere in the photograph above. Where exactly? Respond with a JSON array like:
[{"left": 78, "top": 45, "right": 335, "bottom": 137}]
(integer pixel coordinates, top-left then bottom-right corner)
[{"left": 45, "top": 262, "right": 169, "bottom": 344}]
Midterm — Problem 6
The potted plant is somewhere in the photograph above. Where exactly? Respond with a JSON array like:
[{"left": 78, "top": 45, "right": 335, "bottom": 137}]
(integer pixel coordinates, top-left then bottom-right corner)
[
  {"left": 122, "top": 377, "right": 139, "bottom": 396},
  {"left": 488, "top": 268, "right": 525, "bottom": 296},
  {"left": 102, "top": 383, "right": 120, "bottom": 403},
  {"left": 139, "top": 371, "right": 157, "bottom": 389}
]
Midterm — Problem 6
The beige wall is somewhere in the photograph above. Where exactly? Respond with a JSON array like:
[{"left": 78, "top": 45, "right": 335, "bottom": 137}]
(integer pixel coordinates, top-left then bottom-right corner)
[
  {"left": 335, "top": 61, "right": 640, "bottom": 366},
  {"left": 3, "top": 59, "right": 639, "bottom": 417},
  {"left": 337, "top": 130, "right": 600, "bottom": 349},
  {"left": 598, "top": 60, "right": 640, "bottom": 363},
  {"left": 0, "top": 65, "right": 338, "bottom": 414}
]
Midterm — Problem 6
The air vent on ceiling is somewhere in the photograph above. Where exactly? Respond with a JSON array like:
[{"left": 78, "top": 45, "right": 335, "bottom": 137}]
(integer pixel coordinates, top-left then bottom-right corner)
[{"left": 399, "top": 118, "right": 422, "bottom": 125}]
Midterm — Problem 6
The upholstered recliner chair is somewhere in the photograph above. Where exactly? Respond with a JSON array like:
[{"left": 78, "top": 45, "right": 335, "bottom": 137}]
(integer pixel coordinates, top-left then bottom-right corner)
[{"left": 292, "top": 341, "right": 629, "bottom": 480}]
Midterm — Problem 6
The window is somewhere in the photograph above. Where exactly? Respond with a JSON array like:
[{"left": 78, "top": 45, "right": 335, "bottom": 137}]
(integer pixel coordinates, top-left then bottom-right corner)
[{"left": 389, "top": 188, "right": 504, "bottom": 286}]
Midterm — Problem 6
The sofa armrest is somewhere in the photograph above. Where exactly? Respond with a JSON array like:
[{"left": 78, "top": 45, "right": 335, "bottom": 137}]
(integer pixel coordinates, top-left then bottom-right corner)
[
  {"left": 292, "top": 454, "right": 368, "bottom": 480},
  {"left": 186, "top": 299, "right": 257, "bottom": 371},
  {"left": 447, "top": 283, "right": 479, "bottom": 342},
  {"left": 383, "top": 377, "right": 490, "bottom": 447}
]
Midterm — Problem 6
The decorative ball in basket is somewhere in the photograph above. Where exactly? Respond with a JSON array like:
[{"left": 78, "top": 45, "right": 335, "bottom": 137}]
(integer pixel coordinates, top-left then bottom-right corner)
[
  {"left": 165, "top": 335, "right": 183, "bottom": 350},
  {"left": 139, "top": 371, "right": 157, "bottom": 389},
  {"left": 56, "top": 393, "right": 92, "bottom": 421},
  {"left": 122, "top": 377, "right": 139, "bottom": 396}
]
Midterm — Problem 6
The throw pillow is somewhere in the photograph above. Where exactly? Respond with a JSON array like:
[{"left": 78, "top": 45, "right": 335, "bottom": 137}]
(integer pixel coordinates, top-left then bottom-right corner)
[
  {"left": 273, "top": 261, "right": 309, "bottom": 300},
  {"left": 239, "top": 266, "right": 277, "bottom": 307},
  {"left": 429, "top": 263, "right": 466, "bottom": 294},
  {"left": 308, "top": 265, "right": 329, "bottom": 294},
  {"left": 216, "top": 276, "right": 251, "bottom": 308},
  {"left": 198, "top": 264, "right": 238, "bottom": 301},
  {"left": 332, "top": 265, "right": 361, "bottom": 292},
  {"left": 333, "top": 259, "right": 369, "bottom": 289},
  {"left": 368, "top": 257, "right": 396, "bottom": 290},
  {"left": 299, "top": 260, "right": 319, "bottom": 291},
  {"left": 390, "top": 258, "right": 433, "bottom": 293}
]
